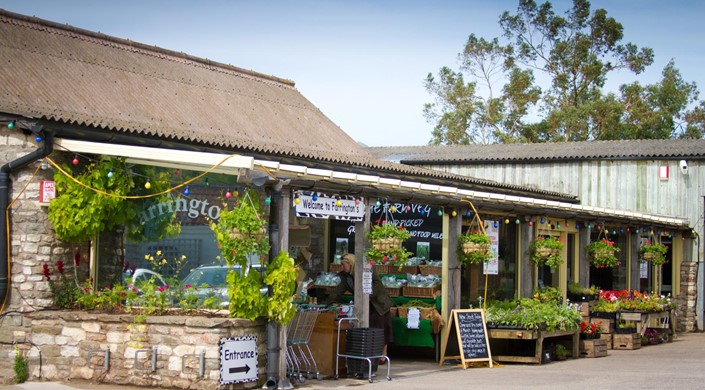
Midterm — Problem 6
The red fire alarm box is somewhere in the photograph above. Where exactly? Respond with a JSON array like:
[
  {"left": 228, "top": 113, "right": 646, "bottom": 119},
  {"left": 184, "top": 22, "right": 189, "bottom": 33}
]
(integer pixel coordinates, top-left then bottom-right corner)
[{"left": 39, "top": 179, "right": 56, "bottom": 204}]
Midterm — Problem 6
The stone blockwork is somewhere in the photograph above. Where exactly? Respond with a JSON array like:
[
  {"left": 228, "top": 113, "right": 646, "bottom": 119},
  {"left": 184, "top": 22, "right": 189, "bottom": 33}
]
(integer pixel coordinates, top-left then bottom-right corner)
[
  {"left": 0, "top": 311, "right": 267, "bottom": 389},
  {"left": 678, "top": 262, "right": 698, "bottom": 331}
]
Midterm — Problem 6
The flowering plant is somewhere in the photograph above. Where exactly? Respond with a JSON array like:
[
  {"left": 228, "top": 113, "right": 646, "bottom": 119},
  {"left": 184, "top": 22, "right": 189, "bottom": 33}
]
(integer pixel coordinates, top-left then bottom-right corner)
[
  {"left": 366, "top": 220, "right": 413, "bottom": 267},
  {"left": 580, "top": 321, "right": 602, "bottom": 339},
  {"left": 457, "top": 230, "right": 492, "bottom": 265},
  {"left": 639, "top": 241, "right": 669, "bottom": 266},
  {"left": 586, "top": 238, "right": 621, "bottom": 268},
  {"left": 529, "top": 236, "right": 564, "bottom": 269}
]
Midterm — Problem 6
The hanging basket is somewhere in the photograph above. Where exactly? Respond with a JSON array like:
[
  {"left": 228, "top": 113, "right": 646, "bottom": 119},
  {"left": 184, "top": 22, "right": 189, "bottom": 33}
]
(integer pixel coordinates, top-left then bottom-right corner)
[
  {"left": 642, "top": 252, "right": 656, "bottom": 260},
  {"left": 535, "top": 247, "right": 556, "bottom": 258},
  {"left": 372, "top": 237, "right": 402, "bottom": 251},
  {"left": 229, "top": 227, "right": 267, "bottom": 241},
  {"left": 462, "top": 241, "right": 490, "bottom": 255}
]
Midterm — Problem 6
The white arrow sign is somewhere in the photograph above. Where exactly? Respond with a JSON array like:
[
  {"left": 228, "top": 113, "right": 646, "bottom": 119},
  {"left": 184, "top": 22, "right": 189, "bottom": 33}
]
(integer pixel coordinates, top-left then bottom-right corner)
[{"left": 220, "top": 336, "right": 258, "bottom": 384}]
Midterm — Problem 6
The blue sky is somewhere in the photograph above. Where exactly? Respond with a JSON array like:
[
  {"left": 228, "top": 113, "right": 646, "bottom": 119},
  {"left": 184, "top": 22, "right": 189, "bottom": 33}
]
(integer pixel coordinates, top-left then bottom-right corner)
[{"left": 1, "top": 1, "right": 703, "bottom": 146}]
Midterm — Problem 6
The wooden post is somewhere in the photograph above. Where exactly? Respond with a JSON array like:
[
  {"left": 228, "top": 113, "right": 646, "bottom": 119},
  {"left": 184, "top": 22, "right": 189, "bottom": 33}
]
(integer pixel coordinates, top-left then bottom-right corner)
[
  {"left": 519, "top": 223, "right": 534, "bottom": 298},
  {"left": 276, "top": 188, "right": 291, "bottom": 388},
  {"left": 353, "top": 197, "right": 371, "bottom": 327},
  {"left": 578, "top": 228, "right": 590, "bottom": 288}
]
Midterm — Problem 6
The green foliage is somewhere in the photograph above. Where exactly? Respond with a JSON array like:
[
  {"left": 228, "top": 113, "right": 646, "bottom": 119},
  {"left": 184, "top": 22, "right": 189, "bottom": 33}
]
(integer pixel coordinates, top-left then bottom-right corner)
[
  {"left": 532, "top": 286, "right": 563, "bottom": 303},
  {"left": 43, "top": 261, "right": 79, "bottom": 309},
  {"left": 457, "top": 231, "right": 492, "bottom": 265},
  {"left": 210, "top": 190, "right": 270, "bottom": 268},
  {"left": 264, "top": 251, "right": 298, "bottom": 324},
  {"left": 227, "top": 270, "right": 267, "bottom": 321},
  {"left": 592, "top": 298, "right": 618, "bottom": 313},
  {"left": 49, "top": 156, "right": 180, "bottom": 243},
  {"left": 13, "top": 345, "right": 28, "bottom": 383},
  {"left": 639, "top": 241, "right": 669, "bottom": 266},
  {"left": 568, "top": 282, "right": 598, "bottom": 296},
  {"left": 366, "top": 222, "right": 413, "bottom": 267},
  {"left": 529, "top": 236, "right": 564, "bottom": 269},
  {"left": 425, "top": 0, "right": 704, "bottom": 144},
  {"left": 586, "top": 238, "right": 621, "bottom": 268},
  {"left": 554, "top": 343, "right": 569, "bottom": 358},
  {"left": 485, "top": 298, "right": 580, "bottom": 332}
]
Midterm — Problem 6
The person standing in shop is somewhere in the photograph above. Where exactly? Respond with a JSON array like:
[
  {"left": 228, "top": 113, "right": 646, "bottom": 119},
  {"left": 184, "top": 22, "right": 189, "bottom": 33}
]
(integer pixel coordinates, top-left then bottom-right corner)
[{"left": 323, "top": 253, "right": 394, "bottom": 362}]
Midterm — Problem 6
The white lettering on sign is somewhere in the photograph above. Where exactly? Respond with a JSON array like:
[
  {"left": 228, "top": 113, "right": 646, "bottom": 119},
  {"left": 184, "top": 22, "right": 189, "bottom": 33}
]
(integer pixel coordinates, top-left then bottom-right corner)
[
  {"left": 294, "top": 193, "right": 365, "bottom": 220},
  {"left": 220, "top": 336, "right": 258, "bottom": 384},
  {"left": 39, "top": 180, "right": 56, "bottom": 204}
]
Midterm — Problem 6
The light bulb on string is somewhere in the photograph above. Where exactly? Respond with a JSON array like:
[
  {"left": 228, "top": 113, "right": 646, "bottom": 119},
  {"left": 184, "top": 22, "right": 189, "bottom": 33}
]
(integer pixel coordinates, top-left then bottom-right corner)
[
  {"left": 72, "top": 156, "right": 79, "bottom": 166},
  {"left": 107, "top": 169, "right": 114, "bottom": 179},
  {"left": 40, "top": 161, "right": 49, "bottom": 170},
  {"left": 390, "top": 205, "right": 397, "bottom": 212},
  {"left": 565, "top": 221, "right": 569, "bottom": 228},
  {"left": 451, "top": 210, "right": 457, "bottom": 217},
  {"left": 576, "top": 224, "right": 580, "bottom": 230},
  {"left": 493, "top": 221, "right": 499, "bottom": 228},
  {"left": 437, "top": 209, "right": 443, "bottom": 217},
  {"left": 540, "top": 218, "right": 545, "bottom": 224},
  {"left": 354, "top": 198, "right": 360, "bottom": 205},
  {"left": 204, "top": 178, "right": 209, "bottom": 186},
  {"left": 294, "top": 196, "right": 300, "bottom": 205},
  {"left": 528, "top": 221, "right": 534, "bottom": 226},
  {"left": 465, "top": 211, "right": 471, "bottom": 217},
  {"left": 419, "top": 209, "right": 425, "bottom": 216},
  {"left": 556, "top": 222, "right": 561, "bottom": 229},
  {"left": 183, "top": 186, "right": 190, "bottom": 196},
  {"left": 515, "top": 218, "right": 520, "bottom": 225},
  {"left": 312, "top": 193, "right": 318, "bottom": 202},
  {"left": 35, "top": 135, "right": 42, "bottom": 143},
  {"left": 375, "top": 199, "right": 381, "bottom": 207},
  {"left": 144, "top": 180, "right": 151, "bottom": 190},
  {"left": 225, "top": 190, "right": 232, "bottom": 199},
  {"left": 336, "top": 199, "right": 342, "bottom": 207},
  {"left": 596, "top": 225, "right": 601, "bottom": 231},
  {"left": 405, "top": 205, "right": 410, "bottom": 212},
  {"left": 7, "top": 120, "right": 15, "bottom": 130},
  {"left": 613, "top": 230, "right": 617, "bottom": 235},
  {"left": 265, "top": 195, "right": 272, "bottom": 205},
  {"left": 504, "top": 218, "right": 510, "bottom": 224}
]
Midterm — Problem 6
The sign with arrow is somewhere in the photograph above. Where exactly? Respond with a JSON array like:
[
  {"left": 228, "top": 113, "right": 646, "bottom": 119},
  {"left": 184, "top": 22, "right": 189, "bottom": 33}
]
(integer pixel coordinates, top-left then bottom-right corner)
[{"left": 219, "top": 336, "right": 258, "bottom": 384}]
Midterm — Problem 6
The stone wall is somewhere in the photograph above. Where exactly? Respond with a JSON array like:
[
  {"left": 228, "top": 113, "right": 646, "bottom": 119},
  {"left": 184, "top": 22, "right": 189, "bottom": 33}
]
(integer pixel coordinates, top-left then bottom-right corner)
[
  {"left": 678, "top": 262, "right": 698, "bottom": 331},
  {"left": 0, "top": 311, "right": 267, "bottom": 388}
]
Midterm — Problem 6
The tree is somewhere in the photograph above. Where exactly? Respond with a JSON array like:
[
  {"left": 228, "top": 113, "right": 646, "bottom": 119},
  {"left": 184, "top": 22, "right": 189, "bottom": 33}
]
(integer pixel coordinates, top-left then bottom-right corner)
[{"left": 425, "top": 0, "right": 703, "bottom": 144}]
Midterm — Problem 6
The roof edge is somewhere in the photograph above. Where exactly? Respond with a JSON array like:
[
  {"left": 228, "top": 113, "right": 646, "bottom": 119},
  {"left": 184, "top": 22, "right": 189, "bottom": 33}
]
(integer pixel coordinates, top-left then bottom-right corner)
[{"left": 0, "top": 8, "right": 296, "bottom": 87}]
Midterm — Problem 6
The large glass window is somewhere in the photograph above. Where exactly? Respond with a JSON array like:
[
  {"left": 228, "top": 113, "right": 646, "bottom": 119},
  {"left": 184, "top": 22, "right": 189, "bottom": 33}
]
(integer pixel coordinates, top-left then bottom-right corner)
[{"left": 464, "top": 219, "right": 517, "bottom": 304}]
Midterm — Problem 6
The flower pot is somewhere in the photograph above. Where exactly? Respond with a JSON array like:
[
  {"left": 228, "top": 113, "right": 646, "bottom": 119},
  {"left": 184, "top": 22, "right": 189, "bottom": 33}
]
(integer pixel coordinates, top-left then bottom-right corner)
[
  {"left": 642, "top": 252, "right": 656, "bottom": 260},
  {"left": 372, "top": 237, "right": 402, "bottom": 251},
  {"left": 229, "top": 227, "right": 267, "bottom": 241}
]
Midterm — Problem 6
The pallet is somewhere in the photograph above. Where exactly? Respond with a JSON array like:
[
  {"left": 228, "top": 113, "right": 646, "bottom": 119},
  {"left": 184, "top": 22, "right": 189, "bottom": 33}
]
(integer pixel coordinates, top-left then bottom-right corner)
[
  {"left": 612, "top": 333, "right": 641, "bottom": 350},
  {"left": 579, "top": 338, "right": 608, "bottom": 358},
  {"left": 600, "top": 333, "right": 613, "bottom": 350}
]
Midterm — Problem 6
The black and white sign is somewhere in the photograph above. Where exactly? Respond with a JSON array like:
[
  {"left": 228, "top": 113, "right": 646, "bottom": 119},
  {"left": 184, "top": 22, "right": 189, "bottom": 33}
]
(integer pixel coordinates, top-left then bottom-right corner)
[
  {"left": 220, "top": 336, "right": 258, "bottom": 384},
  {"left": 294, "top": 193, "right": 366, "bottom": 221}
]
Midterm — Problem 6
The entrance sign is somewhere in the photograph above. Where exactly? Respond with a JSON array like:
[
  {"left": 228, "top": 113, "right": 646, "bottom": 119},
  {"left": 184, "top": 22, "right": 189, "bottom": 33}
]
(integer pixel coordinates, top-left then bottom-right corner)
[
  {"left": 220, "top": 336, "right": 258, "bottom": 384},
  {"left": 294, "top": 193, "right": 365, "bottom": 221},
  {"left": 439, "top": 309, "right": 492, "bottom": 368}
]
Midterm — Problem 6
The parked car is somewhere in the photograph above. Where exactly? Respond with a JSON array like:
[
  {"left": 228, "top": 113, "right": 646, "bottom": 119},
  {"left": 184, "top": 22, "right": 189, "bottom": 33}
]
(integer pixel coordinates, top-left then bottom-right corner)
[
  {"left": 181, "top": 264, "right": 268, "bottom": 307},
  {"left": 124, "top": 268, "right": 168, "bottom": 289}
]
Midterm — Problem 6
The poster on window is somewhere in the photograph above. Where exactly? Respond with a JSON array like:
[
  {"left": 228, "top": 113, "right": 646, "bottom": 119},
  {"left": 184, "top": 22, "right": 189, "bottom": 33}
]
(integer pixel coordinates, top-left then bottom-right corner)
[
  {"left": 640, "top": 260, "right": 648, "bottom": 278},
  {"left": 335, "top": 238, "right": 348, "bottom": 264},
  {"left": 483, "top": 220, "right": 499, "bottom": 275}
]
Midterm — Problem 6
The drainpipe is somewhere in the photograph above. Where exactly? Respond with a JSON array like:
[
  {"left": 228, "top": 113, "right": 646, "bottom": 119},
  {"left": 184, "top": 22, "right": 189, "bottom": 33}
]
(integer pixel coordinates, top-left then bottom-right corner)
[{"left": 0, "top": 125, "right": 53, "bottom": 314}]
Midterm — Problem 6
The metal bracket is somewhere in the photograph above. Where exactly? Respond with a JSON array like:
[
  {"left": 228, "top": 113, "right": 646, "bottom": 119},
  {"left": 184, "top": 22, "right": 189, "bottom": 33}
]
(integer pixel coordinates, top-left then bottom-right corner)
[
  {"left": 87, "top": 348, "right": 110, "bottom": 371},
  {"left": 134, "top": 346, "right": 157, "bottom": 372},
  {"left": 181, "top": 351, "right": 205, "bottom": 377}
]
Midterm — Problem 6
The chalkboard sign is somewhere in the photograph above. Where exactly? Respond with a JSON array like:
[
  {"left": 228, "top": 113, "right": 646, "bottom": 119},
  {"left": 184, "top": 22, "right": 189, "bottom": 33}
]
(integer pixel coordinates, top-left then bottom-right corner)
[{"left": 439, "top": 309, "right": 492, "bottom": 368}]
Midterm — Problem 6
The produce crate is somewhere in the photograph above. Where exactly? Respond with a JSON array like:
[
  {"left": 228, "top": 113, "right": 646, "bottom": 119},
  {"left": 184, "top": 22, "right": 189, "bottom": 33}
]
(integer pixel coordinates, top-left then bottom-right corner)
[
  {"left": 388, "top": 265, "right": 419, "bottom": 275},
  {"left": 418, "top": 265, "right": 442, "bottom": 275},
  {"left": 389, "top": 307, "right": 398, "bottom": 317},
  {"left": 396, "top": 307, "right": 435, "bottom": 319},
  {"left": 590, "top": 318, "right": 614, "bottom": 334},
  {"left": 579, "top": 339, "right": 608, "bottom": 358},
  {"left": 385, "top": 286, "right": 403, "bottom": 297},
  {"left": 612, "top": 333, "right": 641, "bottom": 350},
  {"left": 373, "top": 264, "right": 390, "bottom": 275},
  {"left": 599, "top": 333, "right": 613, "bottom": 349},
  {"left": 329, "top": 263, "right": 343, "bottom": 273},
  {"left": 403, "top": 285, "right": 441, "bottom": 298}
]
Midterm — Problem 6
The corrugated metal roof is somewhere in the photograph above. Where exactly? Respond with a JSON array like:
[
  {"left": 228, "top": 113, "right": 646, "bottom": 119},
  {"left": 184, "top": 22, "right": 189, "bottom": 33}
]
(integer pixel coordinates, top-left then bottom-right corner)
[
  {"left": 368, "top": 139, "right": 705, "bottom": 164},
  {"left": 0, "top": 9, "right": 578, "bottom": 203}
]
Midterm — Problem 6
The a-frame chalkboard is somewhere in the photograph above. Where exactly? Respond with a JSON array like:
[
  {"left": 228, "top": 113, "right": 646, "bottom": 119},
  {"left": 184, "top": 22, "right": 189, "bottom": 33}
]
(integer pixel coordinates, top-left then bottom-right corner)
[{"left": 439, "top": 309, "right": 492, "bottom": 368}]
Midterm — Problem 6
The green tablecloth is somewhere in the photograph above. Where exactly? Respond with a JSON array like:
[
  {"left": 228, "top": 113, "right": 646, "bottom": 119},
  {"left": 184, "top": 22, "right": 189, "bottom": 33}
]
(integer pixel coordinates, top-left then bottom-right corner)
[{"left": 391, "top": 317, "right": 435, "bottom": 348}]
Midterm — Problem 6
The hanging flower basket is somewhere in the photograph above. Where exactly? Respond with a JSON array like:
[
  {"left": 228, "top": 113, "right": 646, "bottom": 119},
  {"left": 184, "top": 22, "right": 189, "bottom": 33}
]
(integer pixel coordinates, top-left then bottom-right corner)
[
  {"left": 639, "top": 241, "right": 668, "bottom": 266},
  {"left": 366, "top": 221, "right": 413, "bottom": 268},
  {"left": 457, "top": 231, "right": 492, "bottom": 265},
  {"left": 371, "top": 237, "right": 402, "bottom": 251},
  {"left": 229, "top": 227, "right": 267, "bottom": 242},
  {"left": 529, "top": 236, "right": 564, "bottom": 269},
  {"left": 586, "top": 238, "right": 621, "bottom": 268}
]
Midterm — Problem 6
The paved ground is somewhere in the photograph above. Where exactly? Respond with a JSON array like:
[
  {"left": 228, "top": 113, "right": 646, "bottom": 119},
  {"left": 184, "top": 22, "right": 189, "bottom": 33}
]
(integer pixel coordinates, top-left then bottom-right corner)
[{"left": 3, "top": 332, "right": 705, "bottom": 389}]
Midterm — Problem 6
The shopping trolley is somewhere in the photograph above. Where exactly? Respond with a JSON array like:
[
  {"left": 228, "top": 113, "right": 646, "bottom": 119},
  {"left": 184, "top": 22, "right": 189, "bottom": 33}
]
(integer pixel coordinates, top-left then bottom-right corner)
[{"left": 286, "top": 305, "right": 324, "bottom": 383}]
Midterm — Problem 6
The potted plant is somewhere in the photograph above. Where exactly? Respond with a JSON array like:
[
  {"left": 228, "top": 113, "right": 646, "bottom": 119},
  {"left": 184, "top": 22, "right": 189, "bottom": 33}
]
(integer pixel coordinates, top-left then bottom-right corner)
[
  {"left": 639, "top": 241, "right": 669, "bottom": 266},
  {"left": 553, "top": 344, "right": 569, "bottom": 361},
  {"left": 529, "top": 236, "right": 564, "bottom": 269},
  {"left": 567, "top": 282, "right": 599, "bottom": 302},
  {"left": 366, "top": 221, "right": 413, "bottom": 269},
  {"left": 457, "top": 231, "right": 492, "bottom": 265},
  {"left": 586, "top": 238, "right": 621, "bottom": 268},
  {"left": 579, "top": 321, "right": 602, "bottom": 339}
]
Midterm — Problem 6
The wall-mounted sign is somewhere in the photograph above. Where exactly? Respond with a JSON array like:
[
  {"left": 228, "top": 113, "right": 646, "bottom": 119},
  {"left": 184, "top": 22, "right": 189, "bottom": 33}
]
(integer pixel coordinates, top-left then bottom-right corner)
[
  {"left": 294, "top": 193, "right": 365, "bottom": 221},
  {"left": 219, "top": 336, "right": 258, "bottom": 384},
  {"left": 39, "top": 180, "right": 55, "bottom": 204}
]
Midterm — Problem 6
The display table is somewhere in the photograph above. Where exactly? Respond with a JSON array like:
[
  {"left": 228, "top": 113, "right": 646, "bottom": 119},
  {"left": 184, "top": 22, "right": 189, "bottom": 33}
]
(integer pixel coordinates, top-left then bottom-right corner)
[
  {"left": 488, "top": 328, "right": 579, "bottom": 364},
  {"left": 307, "top": 311, "right": 353, "bottom": 378},
  {"left": 617, "top": 310, "right": 675, "bottom": 341},
  {"left": 391, "top": 317, "right": 435, "bottom": 348}
]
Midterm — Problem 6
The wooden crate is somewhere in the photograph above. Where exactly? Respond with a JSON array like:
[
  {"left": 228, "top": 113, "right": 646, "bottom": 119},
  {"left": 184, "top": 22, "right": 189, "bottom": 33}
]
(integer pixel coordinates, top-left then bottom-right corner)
[
  {"left": 388, "top": 265, "right": 419, "bottom": 275},
  {"left": 403, "top": 284, "right": 441, "bottom": 298},
  {"left": 579, "top": 338, "right": 608, "bottom": 358},
  {"left": 329, "top": 263, "right": 343, "bottom": 273},
  {"left": 396, "top": 307, "right": 436, "bottom": 320},
  {"left": 590, "top": 318, "right": 614, "bottom": 334},
  {"left": 373, "top": 264, "right": 390, "bottom": 275},
  {"left": 599, "top": 333, "right": 613, "bottom": 349},
  {"left": 612, "top": 333, "right": 641, "bottom": 350},
  {"left": 578, "top": 302, "right": 590, "bottom": 317}
]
